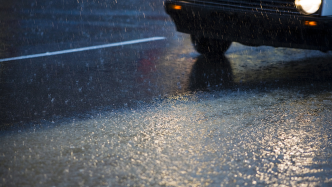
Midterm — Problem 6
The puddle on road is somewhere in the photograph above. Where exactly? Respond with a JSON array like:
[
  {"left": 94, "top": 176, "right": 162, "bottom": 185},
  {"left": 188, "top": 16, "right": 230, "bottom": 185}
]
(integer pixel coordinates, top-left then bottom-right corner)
[
  {"left": 1, "top": 34, "right": 332, "bottom": 186},
  {"left": 1, "top": 88, "right": 332, "bottom": 186},
  {"left": 226, "top": 43, "right": 332, "bottom": 85},
  {"left": 2, "top": 1, "right": 332, "bottom": 186}
]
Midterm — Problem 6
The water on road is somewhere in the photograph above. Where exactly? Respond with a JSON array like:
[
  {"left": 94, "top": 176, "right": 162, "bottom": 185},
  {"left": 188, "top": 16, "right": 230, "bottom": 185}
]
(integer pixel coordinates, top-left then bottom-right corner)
[
  {"left": 1, "top": 0, "right": 332, "bottom": 186},
  {"left": 1, "top": 86, "right": 332, "bottom": 186}
]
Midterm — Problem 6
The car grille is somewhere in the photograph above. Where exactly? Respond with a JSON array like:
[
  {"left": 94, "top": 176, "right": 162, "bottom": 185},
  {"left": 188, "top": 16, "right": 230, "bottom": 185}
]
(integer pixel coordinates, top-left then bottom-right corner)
[{"left": 182, "top": 0, "right": 318, "bottom": 16}]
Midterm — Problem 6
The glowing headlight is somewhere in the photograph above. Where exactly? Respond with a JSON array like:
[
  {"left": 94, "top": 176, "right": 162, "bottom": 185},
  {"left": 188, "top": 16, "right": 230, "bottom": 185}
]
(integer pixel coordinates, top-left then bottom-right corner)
[{"left": 295, "top": 0, "right": 322, "bottom": 14}]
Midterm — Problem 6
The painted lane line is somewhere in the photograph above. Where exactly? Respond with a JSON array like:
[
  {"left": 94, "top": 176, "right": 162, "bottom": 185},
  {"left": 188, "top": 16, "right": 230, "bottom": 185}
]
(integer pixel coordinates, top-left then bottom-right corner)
[{"left": 0, "top": 37, "right": 166, "bottom": 62}]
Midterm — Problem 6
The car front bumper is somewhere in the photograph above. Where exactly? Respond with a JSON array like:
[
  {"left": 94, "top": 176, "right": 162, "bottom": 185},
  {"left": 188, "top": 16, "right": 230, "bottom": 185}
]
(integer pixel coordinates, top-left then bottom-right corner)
[{"left": 165, "top": 0, "right": 332, "bottom": 51}]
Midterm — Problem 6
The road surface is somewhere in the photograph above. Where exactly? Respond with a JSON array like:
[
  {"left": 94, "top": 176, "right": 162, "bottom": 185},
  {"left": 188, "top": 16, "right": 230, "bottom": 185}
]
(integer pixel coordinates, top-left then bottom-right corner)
[{"left": 1, "top": 0, "right": 332, "bottom": 186}]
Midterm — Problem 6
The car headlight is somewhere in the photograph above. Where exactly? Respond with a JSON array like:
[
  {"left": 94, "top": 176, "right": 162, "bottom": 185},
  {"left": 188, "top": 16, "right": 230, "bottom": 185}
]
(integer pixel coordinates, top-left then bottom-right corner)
[{"left": 295, "top": 0, "right": 322, "bottom": 14}]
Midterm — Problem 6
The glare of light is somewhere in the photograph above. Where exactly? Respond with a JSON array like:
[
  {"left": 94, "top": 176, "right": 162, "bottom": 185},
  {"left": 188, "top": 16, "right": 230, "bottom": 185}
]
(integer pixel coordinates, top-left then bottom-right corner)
[
  {"left": 295, "top": 0, "right": 321, "bottom": 14},
  {"left": 170, "top": 5, "right": 182, "bottom": 10},
  {"left": 304, "top": 21, "right": 318, "bottom": 26}
]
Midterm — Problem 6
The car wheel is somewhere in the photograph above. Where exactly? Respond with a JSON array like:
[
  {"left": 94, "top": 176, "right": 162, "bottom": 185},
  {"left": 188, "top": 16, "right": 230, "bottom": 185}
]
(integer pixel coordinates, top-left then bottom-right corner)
[{"left": 190, "top": 35, "right": 232, "bottom": 55}]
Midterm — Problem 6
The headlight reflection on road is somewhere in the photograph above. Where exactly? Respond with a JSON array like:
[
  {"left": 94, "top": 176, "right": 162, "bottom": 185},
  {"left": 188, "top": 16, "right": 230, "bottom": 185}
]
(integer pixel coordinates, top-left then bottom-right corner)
[{"left": 1, "top": 89, "right": 332, "bottom": 186}]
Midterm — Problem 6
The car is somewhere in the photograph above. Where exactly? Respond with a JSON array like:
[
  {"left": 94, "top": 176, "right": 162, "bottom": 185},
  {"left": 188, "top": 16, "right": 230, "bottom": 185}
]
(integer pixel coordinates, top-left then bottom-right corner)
[{"left": 164, "top": 0, "right": 332, "bottom": 55}]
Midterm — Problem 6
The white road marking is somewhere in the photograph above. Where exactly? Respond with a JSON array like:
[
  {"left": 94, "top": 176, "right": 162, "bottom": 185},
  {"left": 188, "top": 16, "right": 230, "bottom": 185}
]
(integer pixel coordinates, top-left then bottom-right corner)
[{"left": 0, "top": 37, "right": 166, "bottom": 62}]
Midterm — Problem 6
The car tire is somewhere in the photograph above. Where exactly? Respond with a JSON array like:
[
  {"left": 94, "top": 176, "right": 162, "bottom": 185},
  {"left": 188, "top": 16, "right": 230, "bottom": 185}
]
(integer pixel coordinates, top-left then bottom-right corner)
[{"left": 190, "top": 35, "right": 232, "bottom": 55}]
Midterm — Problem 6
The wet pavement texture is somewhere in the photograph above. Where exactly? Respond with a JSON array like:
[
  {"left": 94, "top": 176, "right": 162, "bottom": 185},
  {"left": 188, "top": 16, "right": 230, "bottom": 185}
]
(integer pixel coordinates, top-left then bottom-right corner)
[{"left": 1, "top": 0, "right": 332, "bottom": 186}]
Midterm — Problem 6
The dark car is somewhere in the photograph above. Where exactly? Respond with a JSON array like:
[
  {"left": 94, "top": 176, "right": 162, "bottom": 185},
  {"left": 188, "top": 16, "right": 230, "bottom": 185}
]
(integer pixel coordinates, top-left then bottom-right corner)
[{"left": 165, "top": 0, "right": 332, "bottom": 54}]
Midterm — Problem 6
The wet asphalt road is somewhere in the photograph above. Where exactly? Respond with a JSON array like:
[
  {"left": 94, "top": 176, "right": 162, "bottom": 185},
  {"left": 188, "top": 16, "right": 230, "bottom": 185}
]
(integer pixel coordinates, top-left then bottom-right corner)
[
  {"left": 1, "top": 0, "right": 332, "bottom": 186},
  {"left": 0, "top": 0, "right": 173, "bottom": 125}
]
